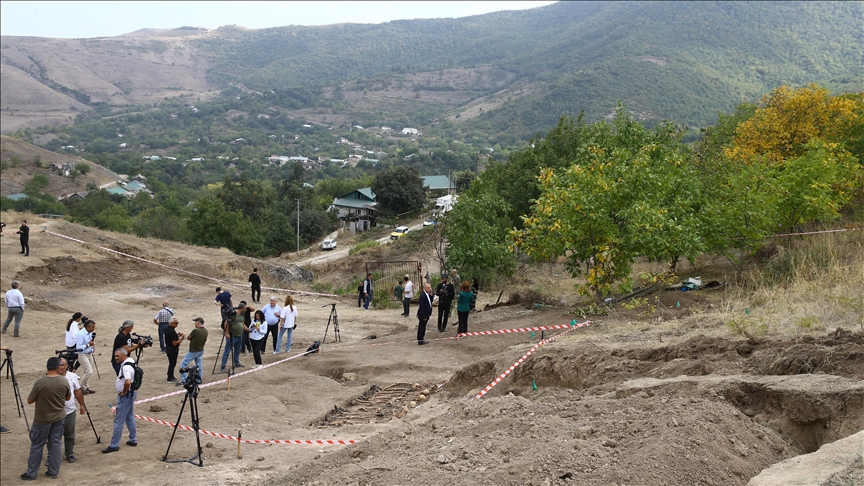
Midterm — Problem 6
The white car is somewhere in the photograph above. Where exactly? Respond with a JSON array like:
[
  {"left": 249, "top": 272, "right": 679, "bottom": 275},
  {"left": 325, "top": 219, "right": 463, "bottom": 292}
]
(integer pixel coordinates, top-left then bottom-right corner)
[{"left": 320, "top": 238, "right": 337, "bottom": 250}]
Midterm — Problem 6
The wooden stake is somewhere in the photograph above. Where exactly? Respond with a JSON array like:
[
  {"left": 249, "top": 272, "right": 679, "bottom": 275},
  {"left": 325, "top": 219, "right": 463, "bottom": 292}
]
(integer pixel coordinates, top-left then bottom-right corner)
[{"left": 237, "top": 430, "right": 242, "bottom": 458}]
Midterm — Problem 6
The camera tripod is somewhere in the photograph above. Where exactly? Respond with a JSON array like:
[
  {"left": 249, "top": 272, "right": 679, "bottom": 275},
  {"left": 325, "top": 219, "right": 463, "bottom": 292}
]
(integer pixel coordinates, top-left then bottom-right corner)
[
  {"left": 322, "top": 303, "right": 341, "bottom": 343},
  {"left": 0, "top": 349, "right": 30, "bottom": 431},
  {"left": 162, "top": 368, "right": 203, "bottom": 467},
  {"left": 211, "top": 331, "right": 237, "bottom": 376}
]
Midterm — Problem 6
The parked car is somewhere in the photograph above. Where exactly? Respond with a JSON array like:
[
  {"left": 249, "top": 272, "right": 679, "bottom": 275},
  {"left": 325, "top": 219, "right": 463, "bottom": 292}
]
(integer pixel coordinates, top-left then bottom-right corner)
[
  {"left": 390, "top": 226, "right": 409, "bottom": 239},
  {"left": 320, "top": 238, "right": 337, "bottom": 250},
  {"left": 423, "top": 218, "right": 438, "bottom": 227}
]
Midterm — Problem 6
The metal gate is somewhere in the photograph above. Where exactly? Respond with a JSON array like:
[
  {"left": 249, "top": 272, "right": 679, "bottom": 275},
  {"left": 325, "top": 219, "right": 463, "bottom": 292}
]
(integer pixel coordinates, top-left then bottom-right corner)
[{"left": 365, "top": 261, "right": 426, "bottom": 301}]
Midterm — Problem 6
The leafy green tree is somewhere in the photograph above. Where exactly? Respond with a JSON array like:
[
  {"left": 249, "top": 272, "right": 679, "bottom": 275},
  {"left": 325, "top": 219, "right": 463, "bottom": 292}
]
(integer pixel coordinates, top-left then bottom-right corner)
[
  {"left": 370, "top": 165, "right": 426, "bottom": 217},
  {"left": 187, "top": 196, "right": 267, "bottom": 256},
  {"left": 443, "top": 191, "right": 516, "bottom": 283},
  {"left": 23, "top": 174, "right": 50, "bottom": 196},
  {"left": 514, "top": 109, "right": 704, "bottom": 302},
  {"left": 77, "top": 163, "right": 91, "bottom": 174}
]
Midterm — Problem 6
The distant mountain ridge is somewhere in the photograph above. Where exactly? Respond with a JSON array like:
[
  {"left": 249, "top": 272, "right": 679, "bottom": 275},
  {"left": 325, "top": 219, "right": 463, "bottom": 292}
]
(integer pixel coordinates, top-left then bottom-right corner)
[{"left": 1, "top": 1, "right": 861, "bottom": 138}]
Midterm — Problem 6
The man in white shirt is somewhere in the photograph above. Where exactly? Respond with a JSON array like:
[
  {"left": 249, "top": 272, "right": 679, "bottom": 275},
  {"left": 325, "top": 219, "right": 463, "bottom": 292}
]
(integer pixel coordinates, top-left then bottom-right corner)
[
  {"left": 75, "top": 320, "right": 97, "bottom": 394},
  {"left": 102, "top": 348, "right": 138, "bottom": 453},
  {"left": 401, "top": 276, "right": 414, "bottom": 317},
  {"left": 261, "top": 297, "right": 282, "bottom": 352},
  {"left": 58, "top": 358, "right": 87, "bottom": 463},
  {"left": 2, "top": 280, "right": 25, "bottom": 337}
]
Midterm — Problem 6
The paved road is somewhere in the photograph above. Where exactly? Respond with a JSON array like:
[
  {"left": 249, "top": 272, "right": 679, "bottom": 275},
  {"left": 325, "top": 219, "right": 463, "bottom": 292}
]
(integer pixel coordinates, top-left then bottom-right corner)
[{"left": 295, "top": 221, "right": 425, "bottom": 266}]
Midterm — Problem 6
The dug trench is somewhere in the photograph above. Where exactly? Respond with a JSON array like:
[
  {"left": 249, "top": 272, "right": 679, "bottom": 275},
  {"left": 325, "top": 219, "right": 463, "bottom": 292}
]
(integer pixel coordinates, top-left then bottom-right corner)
[
  {"left": 275, "top": 329, "right": 863, "bottom": 485},
  {"left": 448, "top": 330, "right": 864, "bottom": 452}
]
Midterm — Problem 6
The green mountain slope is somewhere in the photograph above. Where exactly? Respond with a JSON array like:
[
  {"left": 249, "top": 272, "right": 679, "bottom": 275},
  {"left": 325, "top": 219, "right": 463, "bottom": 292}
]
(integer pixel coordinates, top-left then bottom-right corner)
[{"left": 199, "top": 1, "right": 862, "bottom": 136}]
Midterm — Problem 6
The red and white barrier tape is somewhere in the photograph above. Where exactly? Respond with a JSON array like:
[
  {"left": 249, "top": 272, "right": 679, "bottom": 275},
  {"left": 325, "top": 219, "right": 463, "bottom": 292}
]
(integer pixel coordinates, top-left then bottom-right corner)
[
  {"left": 473, "top": 321, "right": 590, "bottom": 400},
  {"left": 769, "top": 227, "right": 862, "bottom": 238},
  {"left": 43, "top": 230, "right": 342, "bottom": 298},
  {"left": 134, "top": 414, "right": 355, "bottom": 445},
  {"left": 135, "top": 348, "right": 318, "bottom": 405}
]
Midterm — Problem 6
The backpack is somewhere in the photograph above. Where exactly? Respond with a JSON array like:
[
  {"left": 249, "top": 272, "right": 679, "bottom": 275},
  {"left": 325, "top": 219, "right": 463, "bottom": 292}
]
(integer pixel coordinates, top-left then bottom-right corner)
[
  {"left": 306, "top": 341, "right": 321, "bottom": 354},
  {"left": 123, "top": 361, "right": 145, "bottom": 391}
]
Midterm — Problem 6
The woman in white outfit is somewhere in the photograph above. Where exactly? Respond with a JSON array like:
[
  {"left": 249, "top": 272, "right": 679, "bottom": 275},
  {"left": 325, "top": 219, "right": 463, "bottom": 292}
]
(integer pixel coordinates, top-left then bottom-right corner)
[
  {"left": 275, "top": 295, "right": 297, "bottom": 354},
  {"left": 246, "top": 310, "right": 268, "bottom": 368},
  {"left": 65, "top": 312, "right": 84, "bottom": 350}
]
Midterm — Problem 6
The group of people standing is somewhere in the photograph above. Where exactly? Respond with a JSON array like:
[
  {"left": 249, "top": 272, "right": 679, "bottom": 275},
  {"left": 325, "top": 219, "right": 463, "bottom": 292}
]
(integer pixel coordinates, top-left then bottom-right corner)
[{"left": 214, "top": 284, "right": 299, "bottom": 373}]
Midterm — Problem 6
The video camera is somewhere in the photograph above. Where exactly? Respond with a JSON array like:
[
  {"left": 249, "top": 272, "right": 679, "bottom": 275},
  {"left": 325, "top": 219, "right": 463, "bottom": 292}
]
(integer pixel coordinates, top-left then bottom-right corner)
[
  {"left": 131, "top": 333, "right": 154, "bottom": 348},
  {"left": 55, "top": 349, "right": 81, "bottom": 371},
  {"left": 178, "top": 364, "right": 202, "bottom": 393}
]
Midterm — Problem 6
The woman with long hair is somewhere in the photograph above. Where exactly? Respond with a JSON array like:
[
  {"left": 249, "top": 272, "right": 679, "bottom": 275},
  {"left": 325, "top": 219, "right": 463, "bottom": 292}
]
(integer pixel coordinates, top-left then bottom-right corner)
[
  {"left": 65, "top": 312, "right": 83, "bottom": 350},
  {"left": 457, "top": 281, "right": 473, "bottom": 335},
  {"left": 246, "top": 310, "right": 268, "bottom": 368},
  {"left": 275, "top": 295, "right": 298, "bottom": 354}
]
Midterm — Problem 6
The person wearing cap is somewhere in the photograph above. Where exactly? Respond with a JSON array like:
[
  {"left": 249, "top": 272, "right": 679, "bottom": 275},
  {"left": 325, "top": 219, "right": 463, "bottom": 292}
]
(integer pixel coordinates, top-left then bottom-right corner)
[
  {"left": 220, "top": 302, "right": 245, "bottom": 373},
  {"left": 111, "top": 320, "right": 144, "bottom": 374},
  {"left": 178, "top": 317, "right": 208, "bottom": 386},
  {"left": 436, "top": 275, "right": 455, "bottom": 332}
]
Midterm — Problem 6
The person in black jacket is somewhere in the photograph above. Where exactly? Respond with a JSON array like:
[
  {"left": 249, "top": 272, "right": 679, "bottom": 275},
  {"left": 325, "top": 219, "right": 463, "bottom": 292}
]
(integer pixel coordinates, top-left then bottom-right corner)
[
  {"left": 17, "top": 219, "right": 29, "bottom": 256},
  {"left": 436, "top": 275, "right": 455, "bottom": 332},
  {"left": 416, "top": 283, "right": 433, "bottom": 345},
  {"left": 248, "top": 268, "right": 261, "bottom": 304}
]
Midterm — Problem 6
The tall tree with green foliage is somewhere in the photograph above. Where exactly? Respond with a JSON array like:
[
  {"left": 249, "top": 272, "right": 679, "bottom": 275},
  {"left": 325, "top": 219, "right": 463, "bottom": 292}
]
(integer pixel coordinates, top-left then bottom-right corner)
[
  {"left": 514, "top": 108, "right": 704, "bottom": 302},
  {"left": 442, "top": 191, "right": 515, "bottom": 283},
  {"left": 370, "top": 165, "right": 426, "bottom": 218}
]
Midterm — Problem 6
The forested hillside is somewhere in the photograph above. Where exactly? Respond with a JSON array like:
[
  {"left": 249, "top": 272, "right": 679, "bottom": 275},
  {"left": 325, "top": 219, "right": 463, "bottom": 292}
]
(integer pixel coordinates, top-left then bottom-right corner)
[{"left": 2, "top": 2, "right": 860, "bottom": 139}]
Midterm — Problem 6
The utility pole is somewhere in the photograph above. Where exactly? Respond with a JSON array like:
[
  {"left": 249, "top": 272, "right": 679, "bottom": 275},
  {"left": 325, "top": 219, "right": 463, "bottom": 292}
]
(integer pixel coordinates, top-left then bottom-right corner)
[{"left": 296, "top": 199, "right": 300, "bottom": 253}]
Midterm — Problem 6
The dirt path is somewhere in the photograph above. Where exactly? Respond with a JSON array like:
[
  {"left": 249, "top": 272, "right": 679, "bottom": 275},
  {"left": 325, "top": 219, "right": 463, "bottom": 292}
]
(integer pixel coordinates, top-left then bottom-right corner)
[{"left": 1, "top": 213, "right": 861, "bottom": 486}]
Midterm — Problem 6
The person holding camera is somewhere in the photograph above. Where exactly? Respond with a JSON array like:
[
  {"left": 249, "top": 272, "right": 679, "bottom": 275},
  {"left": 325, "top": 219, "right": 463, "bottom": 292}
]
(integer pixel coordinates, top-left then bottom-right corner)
[
  {"left": 111, "top": 320, "right": 145, "bottom": 374},
  {"left": 75, "top": 319, "right": 96, "bottom": 394},
  {"left": 214, "top": 287, "right": 233, "bottom": 322},
  {"left": 21, "top": 356, "right": 70, "bottom": 480},
  {"left": 102, "top": 348, "right": 138, "bottom": 453},
  {"left": 178, "top": 317, "right": 207, "bottom": 386},
  {"left": 164, "top": 317, "right": 184, "bottom": 383},
  {"left": 58, "top": 357, "right": 87, "bottom": 463},
  {"left": 220, "top": 303, "right": 245, "bottom": 373}
]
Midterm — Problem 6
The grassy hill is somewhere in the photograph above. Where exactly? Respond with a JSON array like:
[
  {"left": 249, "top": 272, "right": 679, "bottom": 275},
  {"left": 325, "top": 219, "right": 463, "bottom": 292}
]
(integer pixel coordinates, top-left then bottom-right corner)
[
  {"left": 1, "top": 2, "right": 860, "bottom": 140},
  {"left": 0, "top": 135, "right": 118, "bottom": 198}
]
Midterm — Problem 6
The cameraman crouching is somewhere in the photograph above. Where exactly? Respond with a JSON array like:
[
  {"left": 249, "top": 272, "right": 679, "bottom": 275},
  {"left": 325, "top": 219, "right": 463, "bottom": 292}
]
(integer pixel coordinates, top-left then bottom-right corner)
[{"left": 111, "top": 320, "right": 144, "bottom": 374}]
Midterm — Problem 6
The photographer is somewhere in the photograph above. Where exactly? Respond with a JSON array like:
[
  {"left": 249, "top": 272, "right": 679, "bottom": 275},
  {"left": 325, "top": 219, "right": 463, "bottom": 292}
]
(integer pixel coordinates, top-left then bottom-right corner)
[
  {"left": 178, "top": 317, "right": 207, "bottom": 386},
  {"left": 214, "top": 287, "right": 232, "bottom": 322},
  {"left": 164, "top": 317, "right": 183, "bottom": 383},
  {"left": 219, "top": 302, "right": 245, "bottom": 373},
  {"left": 58, "top": 357, "right": 87, "bottom": 464},
  {"left": 75, "top": 319, "right": 96, "bottom": 394},
  {"left": 111, "top": 320, "right": 146, "bottom": 374},
  {"left": 22, "top": 356, "right": 70, "bottom": 480}
]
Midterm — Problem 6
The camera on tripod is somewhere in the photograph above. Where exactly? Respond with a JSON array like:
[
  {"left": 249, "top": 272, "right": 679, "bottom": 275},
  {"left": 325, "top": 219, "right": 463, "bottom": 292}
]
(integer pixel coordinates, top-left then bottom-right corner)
[
  {"left": 55, "top": 349, "right": 80, "bottom": 371},
  {"left": 178, "top": 364, "right": 202, "bottom": 391},
  {"left": 131, "top": 333, "right": 154, "bottom": 347}
]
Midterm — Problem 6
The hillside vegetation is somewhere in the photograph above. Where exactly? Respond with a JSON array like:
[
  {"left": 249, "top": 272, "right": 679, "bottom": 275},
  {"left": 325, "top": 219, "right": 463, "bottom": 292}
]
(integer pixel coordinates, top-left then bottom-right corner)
[{"left": 1, "top": 1, "right": 861, "bottom": 140}]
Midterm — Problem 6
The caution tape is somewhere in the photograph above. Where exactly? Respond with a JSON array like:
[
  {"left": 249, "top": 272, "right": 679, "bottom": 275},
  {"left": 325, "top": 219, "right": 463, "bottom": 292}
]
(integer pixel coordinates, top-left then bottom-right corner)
[
  {"left": 43, "top": 230, "right": 343, "bottom": 298},
  {"left": 135, "top": 348, "right": 318, "bottom": 405},
  {"left": 769, "top": 227, "right": 862, "bottom": 238},
  {"left": 134, "top": 414, "right": 355, "bottom": 445},
  {"left": 473, "top": 321, "right": 590, "bottom": 400}
]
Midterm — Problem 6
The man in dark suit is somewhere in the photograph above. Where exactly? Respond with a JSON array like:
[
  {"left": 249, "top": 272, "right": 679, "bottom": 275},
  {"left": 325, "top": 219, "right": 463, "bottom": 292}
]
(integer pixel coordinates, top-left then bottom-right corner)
[
  {"left": 436, "top": 275, "right": 455, "bottom": 332},
  {"left": 416, "top": 283, "right": 433, "bottom": 345}
]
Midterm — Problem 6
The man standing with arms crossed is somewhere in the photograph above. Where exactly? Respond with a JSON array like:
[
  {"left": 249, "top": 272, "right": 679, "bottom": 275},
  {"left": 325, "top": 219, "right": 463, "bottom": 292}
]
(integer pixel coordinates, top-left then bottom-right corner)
[
  {"left": 164, "top": 317, "right": 184, "bottom": 383},
  {"left": 2, "top": 280, "right": 25, "bottom": 337},
  {"left": 103, "top": 347, "right": 138, "bottom": 453},
  {"left": 362, "top": 273, "right": 374, "bottom": 311},
  {"left": 58, "top": 357, "right": 87, "bottom": 464},
  {"left": 153, "top": 300, "right": 174, "bottom": 354},
  {"left": 21, "top": 356, "right": 70, "bottom": 480},
  {"left": 178, "top": 317, "right": 208, "bottom": 386}
]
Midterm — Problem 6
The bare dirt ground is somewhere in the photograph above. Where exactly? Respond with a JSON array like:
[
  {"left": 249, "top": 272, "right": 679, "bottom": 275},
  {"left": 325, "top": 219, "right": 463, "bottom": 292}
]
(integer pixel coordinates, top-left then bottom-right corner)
[{"left": 0, "top": 211, "right": 862, "bottom": 485}]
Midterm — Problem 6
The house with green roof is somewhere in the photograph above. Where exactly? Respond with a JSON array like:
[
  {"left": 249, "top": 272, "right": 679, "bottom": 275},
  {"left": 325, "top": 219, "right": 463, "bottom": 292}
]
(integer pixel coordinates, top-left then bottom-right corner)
[{"left": 329, "top": 188, "right": 377, "bottom": 232}]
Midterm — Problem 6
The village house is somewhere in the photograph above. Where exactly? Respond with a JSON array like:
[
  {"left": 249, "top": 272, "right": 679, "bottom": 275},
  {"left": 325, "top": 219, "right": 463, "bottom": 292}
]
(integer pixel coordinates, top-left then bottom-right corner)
[
  {"left": 329, "top": 187, "right": 377, "bottom": 233},
  {"left": 401, "top": 128, "right": 419, "bottom": 135}
]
